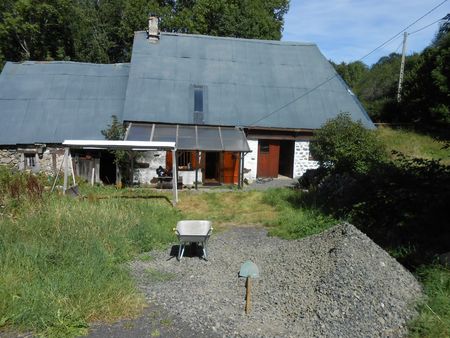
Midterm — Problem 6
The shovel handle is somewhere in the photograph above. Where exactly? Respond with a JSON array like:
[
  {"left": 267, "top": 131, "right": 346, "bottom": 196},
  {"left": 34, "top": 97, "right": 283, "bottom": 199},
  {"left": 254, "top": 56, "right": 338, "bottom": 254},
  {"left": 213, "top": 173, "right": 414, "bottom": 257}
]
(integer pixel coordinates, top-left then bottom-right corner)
[{"left": 245, "top": 277, "right": 252, "bottom": 314}]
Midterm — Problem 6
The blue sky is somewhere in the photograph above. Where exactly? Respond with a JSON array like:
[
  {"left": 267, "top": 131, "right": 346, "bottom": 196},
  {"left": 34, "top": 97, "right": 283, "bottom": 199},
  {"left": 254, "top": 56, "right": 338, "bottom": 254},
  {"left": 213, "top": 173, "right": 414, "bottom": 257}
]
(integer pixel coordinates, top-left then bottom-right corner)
[{"left": 282, "top": 0, "right": 450, "bottom": 65}]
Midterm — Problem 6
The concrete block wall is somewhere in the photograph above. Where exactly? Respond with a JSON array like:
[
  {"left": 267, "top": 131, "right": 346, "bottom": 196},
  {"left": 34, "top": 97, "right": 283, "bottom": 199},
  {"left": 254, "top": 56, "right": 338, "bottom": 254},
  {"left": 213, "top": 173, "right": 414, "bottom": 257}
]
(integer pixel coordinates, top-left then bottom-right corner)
[
  {"left": 293, "top": 141, "right": 319, "bottom": 178},
  {"left": 243, "top": 140, "right": 258, "bottom": 182}
]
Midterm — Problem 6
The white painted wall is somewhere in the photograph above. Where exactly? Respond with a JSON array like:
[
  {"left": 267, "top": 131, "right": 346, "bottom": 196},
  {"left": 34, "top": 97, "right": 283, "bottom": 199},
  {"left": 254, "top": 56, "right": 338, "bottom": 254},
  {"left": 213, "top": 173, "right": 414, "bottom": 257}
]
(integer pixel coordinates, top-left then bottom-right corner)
[
  {"left": 293, "top": 141, "right": 319, "bottom": 178},
  {"left": 243, "top": 140, "right": 258, "bottom": 182},
  {"left": 134, "top": 150, "right": 166, "bottom": 184}
]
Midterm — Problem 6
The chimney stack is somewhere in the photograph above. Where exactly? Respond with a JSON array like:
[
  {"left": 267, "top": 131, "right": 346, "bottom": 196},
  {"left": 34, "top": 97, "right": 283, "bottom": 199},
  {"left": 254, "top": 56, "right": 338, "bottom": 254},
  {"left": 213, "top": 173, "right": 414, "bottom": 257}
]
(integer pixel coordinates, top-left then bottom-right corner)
[{"left": 148, "top": 15, "right": 159, "bottom": 41}]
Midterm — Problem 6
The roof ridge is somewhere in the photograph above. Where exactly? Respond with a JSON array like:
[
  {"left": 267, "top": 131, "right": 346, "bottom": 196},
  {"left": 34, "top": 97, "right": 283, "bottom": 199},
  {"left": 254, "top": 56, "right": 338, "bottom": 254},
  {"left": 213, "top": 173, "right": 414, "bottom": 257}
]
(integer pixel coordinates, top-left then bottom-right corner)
[
  {"left": 134, "top": 31, "right": 316, "bottom": 47},
  {"left": 8, "top": 61, "right": 130, "bottom": 67}
]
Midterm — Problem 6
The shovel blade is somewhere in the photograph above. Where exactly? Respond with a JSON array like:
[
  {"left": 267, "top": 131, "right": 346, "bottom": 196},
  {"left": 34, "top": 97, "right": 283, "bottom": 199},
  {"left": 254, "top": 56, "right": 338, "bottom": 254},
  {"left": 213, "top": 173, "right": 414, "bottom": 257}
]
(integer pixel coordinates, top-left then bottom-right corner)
[{"left": 239, "top": 260, "right": 259, "bottom": 278}]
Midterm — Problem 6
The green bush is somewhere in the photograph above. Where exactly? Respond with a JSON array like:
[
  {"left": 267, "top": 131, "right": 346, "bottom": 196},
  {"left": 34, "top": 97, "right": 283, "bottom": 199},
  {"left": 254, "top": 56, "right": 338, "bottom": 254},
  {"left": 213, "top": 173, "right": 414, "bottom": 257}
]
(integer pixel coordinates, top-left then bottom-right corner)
[{"left": 310, "top": 113, "right": 386, "bottom": 174}]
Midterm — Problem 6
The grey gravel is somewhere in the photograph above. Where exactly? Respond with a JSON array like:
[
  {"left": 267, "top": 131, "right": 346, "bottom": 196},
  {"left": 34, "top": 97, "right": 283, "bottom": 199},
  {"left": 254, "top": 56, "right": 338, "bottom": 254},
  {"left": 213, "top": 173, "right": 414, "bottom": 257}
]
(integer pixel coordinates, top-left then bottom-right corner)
[{"left": 131, "top": 223, "right": 422, "bottom": 337}]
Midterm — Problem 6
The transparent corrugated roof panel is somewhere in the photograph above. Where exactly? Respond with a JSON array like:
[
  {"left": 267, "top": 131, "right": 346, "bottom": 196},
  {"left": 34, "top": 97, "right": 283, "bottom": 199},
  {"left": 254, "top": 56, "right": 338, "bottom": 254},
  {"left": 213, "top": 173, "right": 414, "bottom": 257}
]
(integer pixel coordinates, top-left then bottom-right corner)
[
  {"left": 197, "top": 126, "right": 223, "bottom": 151},
  {"left": 126, "top": 124, "right": 152, "bottom": 141},
  {"left": 177, "top": 125, "right": 197, "bottom": 150},
  {"left": 221, "top": 128, "right": 250, "bottom": 152},
  {"left": 152, "top": 125, "right": 177, "bottom": 142}
]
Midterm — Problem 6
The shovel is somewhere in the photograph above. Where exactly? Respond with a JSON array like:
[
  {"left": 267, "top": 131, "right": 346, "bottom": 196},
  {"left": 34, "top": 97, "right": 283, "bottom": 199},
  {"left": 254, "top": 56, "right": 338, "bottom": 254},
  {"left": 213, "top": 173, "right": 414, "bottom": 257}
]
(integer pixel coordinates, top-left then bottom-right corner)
[{"left": 239, "top": 260, "right": 260, "bottom": 314}]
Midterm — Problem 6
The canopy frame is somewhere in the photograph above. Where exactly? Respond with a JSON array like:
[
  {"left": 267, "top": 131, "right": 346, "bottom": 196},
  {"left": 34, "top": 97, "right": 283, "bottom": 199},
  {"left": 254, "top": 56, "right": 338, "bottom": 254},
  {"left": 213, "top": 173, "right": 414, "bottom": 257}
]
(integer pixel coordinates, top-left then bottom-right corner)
[{"left": 62, "top": 140, "right": 178, "bottom": 205}]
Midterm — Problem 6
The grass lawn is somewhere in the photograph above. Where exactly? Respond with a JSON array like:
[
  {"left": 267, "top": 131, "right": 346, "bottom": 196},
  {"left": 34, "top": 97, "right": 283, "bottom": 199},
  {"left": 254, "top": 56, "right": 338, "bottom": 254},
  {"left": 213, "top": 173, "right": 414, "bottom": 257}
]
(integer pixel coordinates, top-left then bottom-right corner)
[
  {"left": 2, "top": 165, "right": 448, "bottom": 337},
  {"left": 376, "top": 126, "right": 450, "bottom": 164},
  {"left": 0, "top": 172, "right": 336, "bottom": 337}
]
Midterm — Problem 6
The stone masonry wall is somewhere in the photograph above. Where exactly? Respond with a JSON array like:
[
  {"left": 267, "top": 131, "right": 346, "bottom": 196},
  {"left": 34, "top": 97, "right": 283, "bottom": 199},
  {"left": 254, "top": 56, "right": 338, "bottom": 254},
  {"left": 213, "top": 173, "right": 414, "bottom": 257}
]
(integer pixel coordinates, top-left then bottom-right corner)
[
  {"left": 0, "top": 149, "right": 21, "bottom": 169},
  {"left": 293, "top": 141, "right": 319, "bottom": 178},
  {"left": 0, "top": 147, "right": 68, "bottom": 175}
]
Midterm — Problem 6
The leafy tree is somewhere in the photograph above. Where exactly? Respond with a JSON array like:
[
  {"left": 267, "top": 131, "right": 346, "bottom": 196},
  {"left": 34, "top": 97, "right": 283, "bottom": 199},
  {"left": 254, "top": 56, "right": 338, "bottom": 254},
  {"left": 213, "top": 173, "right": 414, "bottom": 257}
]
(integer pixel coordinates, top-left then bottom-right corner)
[
  {"left": 0, "top": 0, "right": 74, "bottom": 64},
  {"left": 331, "top": 54, "right": 420, "bottom": 123},
  {"left": 101, "top": 115, "right": 136, "bottom": 186},
  {"left": 332, "top": 60, "right": 368, "bottom": 89},
  {"left": 0, "top": 0, "right": 290, "bottom": 70},
  {"left": 433, "top": 13, "right": 449, "bottom": 45},
  {"left": 310, "top": 113, "right": 386, "bottom": 175},
  {"left": 401, "top": 30, "right": 450, "bottom": 125}
]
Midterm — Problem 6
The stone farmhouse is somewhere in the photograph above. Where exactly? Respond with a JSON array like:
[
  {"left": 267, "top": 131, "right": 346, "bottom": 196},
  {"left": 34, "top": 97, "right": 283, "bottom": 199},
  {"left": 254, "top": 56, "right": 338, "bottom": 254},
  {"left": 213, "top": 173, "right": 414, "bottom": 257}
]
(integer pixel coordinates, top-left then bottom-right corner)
[{"left": 0, "top": 17, "right": 373, "bottom": 187}]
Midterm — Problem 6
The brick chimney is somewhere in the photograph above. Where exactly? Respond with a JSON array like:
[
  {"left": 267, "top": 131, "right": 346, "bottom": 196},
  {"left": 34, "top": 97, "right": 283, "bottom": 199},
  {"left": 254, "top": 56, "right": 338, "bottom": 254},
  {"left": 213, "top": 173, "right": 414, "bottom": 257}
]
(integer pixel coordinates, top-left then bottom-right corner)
[{"left": 148, "top": 15, "right": 159, "bottom": 41}]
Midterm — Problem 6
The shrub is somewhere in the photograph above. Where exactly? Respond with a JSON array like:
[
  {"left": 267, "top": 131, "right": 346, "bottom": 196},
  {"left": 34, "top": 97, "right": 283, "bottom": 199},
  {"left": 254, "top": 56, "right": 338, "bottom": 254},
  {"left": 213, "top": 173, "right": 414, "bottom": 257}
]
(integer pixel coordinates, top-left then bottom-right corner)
[
  {"left": 0, "top": 166, "right": 45, "bottom": 210},
  {"left": 297, "top": 167, "right": 328, "bottom": 189},
  {"left": 310, "top": 113, "right": 386, "bottom": 175}
]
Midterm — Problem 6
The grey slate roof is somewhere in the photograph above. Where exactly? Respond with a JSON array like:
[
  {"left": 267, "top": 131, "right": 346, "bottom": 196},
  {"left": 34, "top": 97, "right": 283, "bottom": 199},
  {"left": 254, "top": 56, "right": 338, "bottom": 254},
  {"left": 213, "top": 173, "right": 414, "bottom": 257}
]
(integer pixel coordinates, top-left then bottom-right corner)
[
  {"left": 123, "top": 32, "right": 373, "bottom": 129},
  {"left": 0, "top": 61, "right": 129, "bottom": 145},
  {"left": 0, "top": 33, "right": 374, "bottom": 146}
]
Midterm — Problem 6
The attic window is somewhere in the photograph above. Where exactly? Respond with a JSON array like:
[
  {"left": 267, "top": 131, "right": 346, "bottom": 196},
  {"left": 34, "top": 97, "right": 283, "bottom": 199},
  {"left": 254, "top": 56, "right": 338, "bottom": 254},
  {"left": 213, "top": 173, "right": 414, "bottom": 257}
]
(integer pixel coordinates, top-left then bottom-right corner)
[
  {"left": 194, "top": 86, "right": 203, "bottom": 112},
  {"left": 193, "top": 85, "right": 206, "bottom": 124}
]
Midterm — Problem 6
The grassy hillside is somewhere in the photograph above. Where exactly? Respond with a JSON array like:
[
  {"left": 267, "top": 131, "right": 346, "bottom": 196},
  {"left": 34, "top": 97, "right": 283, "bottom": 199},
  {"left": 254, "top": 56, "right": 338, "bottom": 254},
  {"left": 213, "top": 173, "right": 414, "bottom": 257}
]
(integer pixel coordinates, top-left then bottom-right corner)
[{"left": 376, "top": 126, "right": 450, "bottom": 164}]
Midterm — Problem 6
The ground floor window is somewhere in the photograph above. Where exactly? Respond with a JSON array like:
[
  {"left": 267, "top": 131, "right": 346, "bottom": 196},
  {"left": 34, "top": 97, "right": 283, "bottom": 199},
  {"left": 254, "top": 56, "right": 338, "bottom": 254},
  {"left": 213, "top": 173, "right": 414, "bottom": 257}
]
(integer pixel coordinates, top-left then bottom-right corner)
[{"left": 24, "top": 153, "right": 37, "bottom": 169}]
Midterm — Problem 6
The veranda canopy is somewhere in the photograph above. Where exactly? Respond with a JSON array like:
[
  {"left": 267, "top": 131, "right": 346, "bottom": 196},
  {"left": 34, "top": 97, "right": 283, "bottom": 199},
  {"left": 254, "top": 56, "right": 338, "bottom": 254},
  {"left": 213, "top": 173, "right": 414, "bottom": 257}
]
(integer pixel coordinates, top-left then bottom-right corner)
[
  {"left": 125, "top": 123, "right": 250, "bottom": 152},
  {"left": 62, "top": 140, "right": 179, "bottom": 205}
]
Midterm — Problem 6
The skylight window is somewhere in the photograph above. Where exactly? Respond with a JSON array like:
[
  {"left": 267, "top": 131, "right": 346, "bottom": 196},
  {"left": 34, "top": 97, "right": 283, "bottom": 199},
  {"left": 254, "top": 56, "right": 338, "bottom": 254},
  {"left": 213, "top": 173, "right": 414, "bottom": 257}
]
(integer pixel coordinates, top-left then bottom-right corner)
[
  {"left": 193, "top": 85, "right": 206, "bottom": 124},
  {"left": 194, "top": 86, "right": 204, "bottom": 112}
]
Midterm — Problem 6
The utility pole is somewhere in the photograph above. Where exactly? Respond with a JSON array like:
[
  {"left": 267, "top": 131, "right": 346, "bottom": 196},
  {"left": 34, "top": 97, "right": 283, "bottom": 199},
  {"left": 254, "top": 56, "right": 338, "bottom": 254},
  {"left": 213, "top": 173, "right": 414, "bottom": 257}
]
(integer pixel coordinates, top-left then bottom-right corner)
[{"left": 397, "top": 32, "right": 408, "bottom": 102}]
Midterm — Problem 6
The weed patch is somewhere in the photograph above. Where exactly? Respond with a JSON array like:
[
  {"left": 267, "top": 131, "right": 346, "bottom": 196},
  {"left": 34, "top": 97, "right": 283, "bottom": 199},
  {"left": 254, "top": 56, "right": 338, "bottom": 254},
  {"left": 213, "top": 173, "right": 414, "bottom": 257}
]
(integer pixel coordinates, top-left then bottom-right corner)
[
  {"left": 409, "top": 265, "right": 450, "bottom": 337},
  {"left": 0, "top": 185, "right": 179, "bottom": 337}
]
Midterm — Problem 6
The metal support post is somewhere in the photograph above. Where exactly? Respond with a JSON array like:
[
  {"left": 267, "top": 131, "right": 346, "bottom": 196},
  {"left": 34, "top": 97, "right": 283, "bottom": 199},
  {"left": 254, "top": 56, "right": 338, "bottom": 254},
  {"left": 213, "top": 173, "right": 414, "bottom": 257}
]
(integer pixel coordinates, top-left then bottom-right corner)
[
  {"left": 63, "top": 147, "right": 69, "bottom": 194},
  {"left": 172, "top": 149, "right": 178, "bottom": 205},
  {"left": 195, "top": 151, "right": 199, "bottom": 190}
]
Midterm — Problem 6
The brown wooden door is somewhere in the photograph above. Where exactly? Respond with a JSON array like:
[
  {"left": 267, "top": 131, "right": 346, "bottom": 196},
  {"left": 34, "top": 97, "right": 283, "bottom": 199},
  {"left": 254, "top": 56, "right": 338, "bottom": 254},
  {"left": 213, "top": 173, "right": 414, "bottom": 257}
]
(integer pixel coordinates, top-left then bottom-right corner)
[
  {"left": 257, "top": 140, "right": 280, "bottom": 178},
  {"left": 222, "top": 152, "right": 239, "bottom": 184}
]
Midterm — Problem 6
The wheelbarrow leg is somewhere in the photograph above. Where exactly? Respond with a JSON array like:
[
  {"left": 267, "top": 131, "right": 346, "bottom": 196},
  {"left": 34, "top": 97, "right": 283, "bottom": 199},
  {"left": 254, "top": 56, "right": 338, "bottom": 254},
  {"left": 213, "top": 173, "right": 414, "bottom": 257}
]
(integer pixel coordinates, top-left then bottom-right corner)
[
  {"left": 202, "top": 241, "right": 208, "bottom": 260},
  {"left": 178, "top": 243, "right": 185, "bottom": 261}
]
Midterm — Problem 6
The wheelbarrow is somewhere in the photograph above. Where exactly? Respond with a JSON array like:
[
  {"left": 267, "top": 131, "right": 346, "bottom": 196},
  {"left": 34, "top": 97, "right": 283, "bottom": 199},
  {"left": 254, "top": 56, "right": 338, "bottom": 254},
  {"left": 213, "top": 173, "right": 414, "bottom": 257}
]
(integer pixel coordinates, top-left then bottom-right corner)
[{"left": 174, "top": 220, "right": 212, "bottom": 260}]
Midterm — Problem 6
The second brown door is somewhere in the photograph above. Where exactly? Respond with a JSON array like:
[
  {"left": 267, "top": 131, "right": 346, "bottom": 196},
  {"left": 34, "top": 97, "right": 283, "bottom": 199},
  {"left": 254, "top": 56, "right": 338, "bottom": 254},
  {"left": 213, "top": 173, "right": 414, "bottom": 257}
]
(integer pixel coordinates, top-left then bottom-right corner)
[{"left": 257, "top": 140, "right": 280, "bottom": 178}]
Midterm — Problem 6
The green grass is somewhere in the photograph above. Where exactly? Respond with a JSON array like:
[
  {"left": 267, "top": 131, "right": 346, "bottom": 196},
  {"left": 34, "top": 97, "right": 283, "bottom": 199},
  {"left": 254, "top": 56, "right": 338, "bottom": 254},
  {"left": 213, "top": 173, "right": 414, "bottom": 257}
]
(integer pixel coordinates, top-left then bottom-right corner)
[
  {"left": 261, "top": 188, "right": 337, "bottom": 239},
  {"left": 409, "top": 265, "right": 450, "bottom": 337},
  {"left": 0, "top": 169, "right": 339, "bottom": 337},
  {"left": 144, "top": 268, "right": 175, "bottom": 282},
  {"left": 377, "top": 126, "right": 450, "bottom": 164},
  {"left": 178, "top": 190, "right": 278, "bottom": 227},
  {"left": 0, "top": 186, "right": 180, "bottom": 337}
]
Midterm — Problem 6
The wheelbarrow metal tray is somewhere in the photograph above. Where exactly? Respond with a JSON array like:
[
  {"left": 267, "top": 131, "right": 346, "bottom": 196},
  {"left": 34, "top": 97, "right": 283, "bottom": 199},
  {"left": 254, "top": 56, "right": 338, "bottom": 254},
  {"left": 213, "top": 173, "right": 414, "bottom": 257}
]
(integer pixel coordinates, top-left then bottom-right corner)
[
  {"left": 175, "top": 220, "right": 212, "bottom": 260},
  {"left": 176, "top": 220, "right": 212, "bottom": 242}
]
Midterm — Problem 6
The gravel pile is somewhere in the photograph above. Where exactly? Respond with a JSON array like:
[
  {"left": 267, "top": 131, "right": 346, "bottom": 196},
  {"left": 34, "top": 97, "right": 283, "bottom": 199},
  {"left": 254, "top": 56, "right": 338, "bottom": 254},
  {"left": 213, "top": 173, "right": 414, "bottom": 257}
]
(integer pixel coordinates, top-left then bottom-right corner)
[{"left": 131, "top": 223, "right": 422, "bottom": 337}]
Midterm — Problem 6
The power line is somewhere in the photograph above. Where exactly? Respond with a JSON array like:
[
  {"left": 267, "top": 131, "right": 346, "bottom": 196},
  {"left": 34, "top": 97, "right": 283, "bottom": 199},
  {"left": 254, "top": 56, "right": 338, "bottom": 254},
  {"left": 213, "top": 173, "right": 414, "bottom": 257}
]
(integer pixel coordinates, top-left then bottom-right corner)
[
  {"left": 394, "top": 39, "right": 404, "bottom": 53},
  {"left": 358, "top": 0, "right": 448, "bottom": 62},
  {"left": 248, "top": 0, "right": 449, "bottom": 127},
  {"left": 409, "top": 16, "right": 448, "bottom": 35}
]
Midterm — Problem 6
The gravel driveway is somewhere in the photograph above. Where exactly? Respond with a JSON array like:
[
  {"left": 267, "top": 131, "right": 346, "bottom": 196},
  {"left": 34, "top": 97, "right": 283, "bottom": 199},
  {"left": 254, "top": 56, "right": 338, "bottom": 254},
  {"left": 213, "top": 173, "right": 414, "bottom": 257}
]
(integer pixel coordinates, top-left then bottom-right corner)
[{"left": 130, "top": 223, "right": 422, "bottom": 337}]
